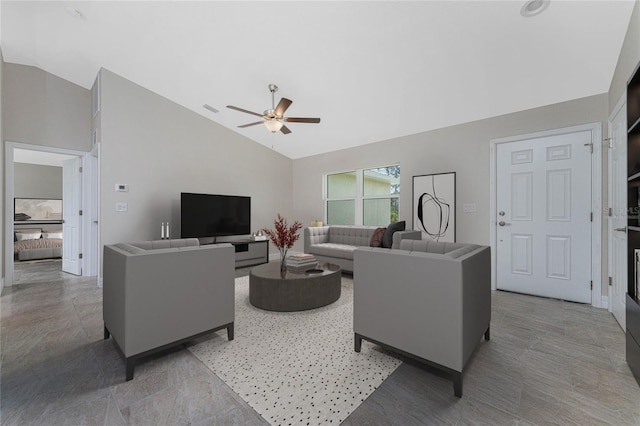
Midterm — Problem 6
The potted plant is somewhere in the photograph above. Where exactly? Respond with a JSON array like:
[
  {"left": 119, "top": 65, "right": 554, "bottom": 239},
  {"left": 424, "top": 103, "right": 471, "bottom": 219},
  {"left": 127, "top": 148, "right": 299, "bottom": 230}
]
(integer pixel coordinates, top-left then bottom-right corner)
[{"left": 262, "top": 214, "right": 303, "bottom": 273}]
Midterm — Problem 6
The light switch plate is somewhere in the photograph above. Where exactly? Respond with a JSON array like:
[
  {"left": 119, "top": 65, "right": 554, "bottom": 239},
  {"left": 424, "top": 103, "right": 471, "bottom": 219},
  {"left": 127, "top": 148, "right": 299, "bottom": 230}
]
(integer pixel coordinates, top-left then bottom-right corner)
[
  {"left": 463, "top": 203, "right": 477, "bottom": 213},
  {"left": 115, "top": 202, "right": 128, "bottom": 212},
  {"left": 115, "top": 183, "right": 129, "bottom": 192}
]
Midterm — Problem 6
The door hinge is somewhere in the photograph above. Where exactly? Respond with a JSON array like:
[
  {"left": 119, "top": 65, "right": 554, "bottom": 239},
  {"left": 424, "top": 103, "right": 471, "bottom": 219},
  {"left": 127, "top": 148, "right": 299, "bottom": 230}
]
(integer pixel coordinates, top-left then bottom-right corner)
[
  {"left": 590, "top": 212, "right": 593, "bottom": 222},
  {"left": 590, "top": 281, "right": 593, "bottom": 290},
  {"left": 603, "top": 137, "right": 613, "bottom": 149},
  {"left": 79, "top": 166, "right": 83, "bottom": 173},
  {"left": 608, "top": 208, "right": 613, "bottom": 217},
  {"left": 584, "top": 142, "right": 594, "bottom": 154},
  {"left": 79, "top": 210, "right": 83, "bottom": 216},
  {"left": 609, "top": 276, "right": 613, "bottom": 286},
  {"left": 79, "top": 253, "right": 83, "bottom": 259}
]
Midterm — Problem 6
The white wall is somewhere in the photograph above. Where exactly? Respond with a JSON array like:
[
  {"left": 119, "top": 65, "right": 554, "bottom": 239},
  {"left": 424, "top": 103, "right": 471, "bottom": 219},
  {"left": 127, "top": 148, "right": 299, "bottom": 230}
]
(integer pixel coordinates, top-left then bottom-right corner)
[
  {"left": 609, "top": 0, "right": 640, "bottom": 114},
  {"left": 99, "top": 69, "right": 293, "bottom": 255},
  {"left": 13, "top": 163, "right": 62, "bottom": 199},
  {"left": 292, "top": 93, "right": 608, "bottom": 252}
]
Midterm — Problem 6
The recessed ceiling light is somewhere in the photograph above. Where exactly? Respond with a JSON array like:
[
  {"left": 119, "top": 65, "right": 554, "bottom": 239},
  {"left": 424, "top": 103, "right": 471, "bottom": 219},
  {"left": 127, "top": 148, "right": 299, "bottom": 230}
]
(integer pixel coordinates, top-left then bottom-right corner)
[
  {"left": 521, "top": 0, "right": 550, "bottom": 17},
  {"left": 203, "top": 104, "right": 219, "bottom": 114},
  {"left": 65, "top": 6, "right": 84, "bottom": 19}
]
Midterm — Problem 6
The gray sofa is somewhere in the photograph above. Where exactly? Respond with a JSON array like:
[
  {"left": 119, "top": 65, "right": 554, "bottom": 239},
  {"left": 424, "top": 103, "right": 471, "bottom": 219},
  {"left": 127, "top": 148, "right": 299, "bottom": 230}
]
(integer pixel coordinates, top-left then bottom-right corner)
[
  {"left": 353, "top": 239, "right": 491, "bottom": 397},
  {"left": 304, "top": 225, "right": 421, "bottom": 272},
  {"left": 103, "top": 238, "right": 235, "bottom": 380}
]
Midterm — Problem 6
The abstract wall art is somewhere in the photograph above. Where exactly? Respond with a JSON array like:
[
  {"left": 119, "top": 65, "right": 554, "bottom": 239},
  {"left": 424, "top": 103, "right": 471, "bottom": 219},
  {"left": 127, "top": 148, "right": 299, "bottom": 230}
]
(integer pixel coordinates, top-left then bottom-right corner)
[{"left": 412, "top": 172, "right": 456, "bottom": 242}]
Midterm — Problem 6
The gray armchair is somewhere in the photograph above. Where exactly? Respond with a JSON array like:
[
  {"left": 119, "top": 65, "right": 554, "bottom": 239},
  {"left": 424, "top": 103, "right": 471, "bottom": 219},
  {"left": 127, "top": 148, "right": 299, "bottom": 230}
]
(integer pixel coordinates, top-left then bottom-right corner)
[
  {"left": 353, "top": 240, "right": 491, "bottom": 397},
  {"left": 103, "top": 238, "right": 235, "bottom": 380}
]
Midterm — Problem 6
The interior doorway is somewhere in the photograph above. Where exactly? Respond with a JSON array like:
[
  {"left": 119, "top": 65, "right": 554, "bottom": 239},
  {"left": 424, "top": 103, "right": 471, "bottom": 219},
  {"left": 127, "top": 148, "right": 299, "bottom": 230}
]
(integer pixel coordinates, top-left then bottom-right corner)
[{"left": 4, "top": 142, "right": 99, "bottom": 287}]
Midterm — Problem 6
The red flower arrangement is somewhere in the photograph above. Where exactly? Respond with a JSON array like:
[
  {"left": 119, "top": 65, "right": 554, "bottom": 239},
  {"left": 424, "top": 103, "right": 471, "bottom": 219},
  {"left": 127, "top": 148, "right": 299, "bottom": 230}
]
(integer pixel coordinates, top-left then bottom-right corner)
[{"left": 262, "top": 214, "right": 303, "bottom": 265}]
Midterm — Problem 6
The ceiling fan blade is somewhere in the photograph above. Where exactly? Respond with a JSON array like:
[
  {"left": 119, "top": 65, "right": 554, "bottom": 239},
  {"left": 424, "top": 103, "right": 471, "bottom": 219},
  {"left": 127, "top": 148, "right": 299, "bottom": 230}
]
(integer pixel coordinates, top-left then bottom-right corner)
[
  {"left": 280, "top": 124, "right": 292, "bottom": 134},
  {"left": 284, "top": 117, "right": 321, "bottom": 123},
  {"left": 226, "top": 105, "right": 264, "bottom": 118},
  {"left": 238, "top": 121, "right": 264, "bottom": 128},
  {"left": 274, "top": 98, "right": 293, "bottom": 117}
]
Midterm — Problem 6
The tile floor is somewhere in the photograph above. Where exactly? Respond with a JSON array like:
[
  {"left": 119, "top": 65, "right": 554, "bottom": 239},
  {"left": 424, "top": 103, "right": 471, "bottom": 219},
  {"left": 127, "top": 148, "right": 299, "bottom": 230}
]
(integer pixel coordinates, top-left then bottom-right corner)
[{"left": 2, "top": 260, "right": 640, "bottom": 425}]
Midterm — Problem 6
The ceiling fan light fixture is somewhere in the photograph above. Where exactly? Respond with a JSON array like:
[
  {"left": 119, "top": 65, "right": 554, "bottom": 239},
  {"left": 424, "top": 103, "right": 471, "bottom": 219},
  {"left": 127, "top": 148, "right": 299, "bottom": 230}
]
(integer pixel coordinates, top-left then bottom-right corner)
[
  {"left": 264, "top": 119, "right": 284, "bottom": 133},
  {"left": 521, "top": 0, "right": 550, "bottom": 17}
]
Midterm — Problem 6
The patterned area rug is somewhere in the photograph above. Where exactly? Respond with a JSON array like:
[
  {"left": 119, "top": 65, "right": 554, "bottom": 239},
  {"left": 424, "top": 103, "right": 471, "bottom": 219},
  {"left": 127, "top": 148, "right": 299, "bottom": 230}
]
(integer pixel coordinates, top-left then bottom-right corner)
[{"left": 188, "top": 275, "right": 401, "bottom": 425}]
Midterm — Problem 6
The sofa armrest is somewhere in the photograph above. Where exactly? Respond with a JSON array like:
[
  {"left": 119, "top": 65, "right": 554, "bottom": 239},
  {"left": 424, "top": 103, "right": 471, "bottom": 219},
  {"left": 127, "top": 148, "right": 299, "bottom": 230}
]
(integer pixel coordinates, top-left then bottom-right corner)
[
  {"left": 304, "top": 226, "right": 330, "bottom": 253},
  {"left": 392, "top": 230, "right": 422, "bottom": 248}
]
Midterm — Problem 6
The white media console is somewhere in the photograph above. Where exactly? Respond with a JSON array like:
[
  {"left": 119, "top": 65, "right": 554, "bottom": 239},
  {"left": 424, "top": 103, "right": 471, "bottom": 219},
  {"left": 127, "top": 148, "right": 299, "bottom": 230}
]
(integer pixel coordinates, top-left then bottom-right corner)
[{"left": 228, "top": 240, "right": 269, "bottom": 268}]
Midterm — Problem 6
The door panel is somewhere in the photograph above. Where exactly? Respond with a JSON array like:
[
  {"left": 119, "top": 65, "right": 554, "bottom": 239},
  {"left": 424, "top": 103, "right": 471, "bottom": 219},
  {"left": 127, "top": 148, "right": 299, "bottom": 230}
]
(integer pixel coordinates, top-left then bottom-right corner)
[
  {"left": 609, "top": 100, "right": 627, "bottom": 330},
  {"left": 496, "top": 131, "right": 592, "bottom": 303},
  {"left": 63, "top": 157, "right": 82, "bottom": 276}
]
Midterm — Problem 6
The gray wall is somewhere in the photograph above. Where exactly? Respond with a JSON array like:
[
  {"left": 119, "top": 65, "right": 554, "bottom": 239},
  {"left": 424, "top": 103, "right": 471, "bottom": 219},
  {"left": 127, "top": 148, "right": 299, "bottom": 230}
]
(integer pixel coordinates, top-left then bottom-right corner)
[
  {"left": 1, "top": 62, "right": 92, "bottom": 287},
  {"left": 13, "top": 163, "right": 62, "bottom": 199},
  {"left": 99, "top": 69, "right": 293, "bottom": 253},
  {"left": 2, "top": 63, "right": 92, "bottom": 151},
  {"left": 0, "top": 49, "right": 4, "bottom": 290},
  {"left": 293, "top": 93, "right": 608, "bottom": 247}
]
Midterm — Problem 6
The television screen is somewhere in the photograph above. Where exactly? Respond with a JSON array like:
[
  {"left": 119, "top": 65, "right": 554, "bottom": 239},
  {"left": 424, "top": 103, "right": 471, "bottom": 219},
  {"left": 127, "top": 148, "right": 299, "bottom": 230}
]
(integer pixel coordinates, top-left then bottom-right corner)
[{"left": 181, "top": 193, "right": 251, "bottom": 238}]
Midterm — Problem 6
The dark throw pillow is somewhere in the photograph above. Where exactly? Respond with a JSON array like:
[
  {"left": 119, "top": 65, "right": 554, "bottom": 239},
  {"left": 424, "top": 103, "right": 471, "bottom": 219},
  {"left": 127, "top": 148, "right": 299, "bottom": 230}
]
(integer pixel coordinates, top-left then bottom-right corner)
[
  {"left": 369, "top": 227, "right": 386, "bottom": 247},
  {"left": 382, "top": 221, "right": 406, "bottom": 248}
]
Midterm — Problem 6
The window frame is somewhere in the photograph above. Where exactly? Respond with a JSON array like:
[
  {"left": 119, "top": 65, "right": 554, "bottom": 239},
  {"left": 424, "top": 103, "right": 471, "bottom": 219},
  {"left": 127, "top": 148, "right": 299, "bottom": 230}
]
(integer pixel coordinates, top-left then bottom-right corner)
[{"left": 324, "top": 164, "right": 400, "bottom": 226}]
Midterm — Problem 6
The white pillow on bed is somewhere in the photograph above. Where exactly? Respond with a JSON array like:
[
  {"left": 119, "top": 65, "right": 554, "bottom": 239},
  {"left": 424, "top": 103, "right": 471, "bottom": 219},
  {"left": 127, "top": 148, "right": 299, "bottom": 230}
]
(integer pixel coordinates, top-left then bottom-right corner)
[
  {"left": 42, "top": 232, "right": 63, "bottom": 239},
  {"left": 16, "top": 232, "right": 41, "bottom": 241}
]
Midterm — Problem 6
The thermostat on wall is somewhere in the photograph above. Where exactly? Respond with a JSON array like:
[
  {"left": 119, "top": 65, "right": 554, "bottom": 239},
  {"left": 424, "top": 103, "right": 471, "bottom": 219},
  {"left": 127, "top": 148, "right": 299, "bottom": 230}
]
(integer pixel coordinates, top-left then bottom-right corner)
[{"left": 115, "top": 183, "right": 129, "bottom": 192}]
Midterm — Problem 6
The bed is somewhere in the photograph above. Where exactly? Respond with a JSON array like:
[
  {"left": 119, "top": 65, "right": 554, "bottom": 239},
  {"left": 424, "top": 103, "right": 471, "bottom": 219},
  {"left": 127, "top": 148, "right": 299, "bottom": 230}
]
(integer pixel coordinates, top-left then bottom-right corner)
[{"left": 14, "top": 228, "right": 63, "bottom": 261}]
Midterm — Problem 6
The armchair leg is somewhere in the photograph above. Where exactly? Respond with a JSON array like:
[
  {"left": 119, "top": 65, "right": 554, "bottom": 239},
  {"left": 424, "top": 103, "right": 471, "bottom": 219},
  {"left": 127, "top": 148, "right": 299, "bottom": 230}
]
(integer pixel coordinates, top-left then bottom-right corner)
[
  {"left": 227, "top": 322, "right": 234, "bottom": 341},
  {"left": 453, "top": 372, "right": 463, "bottom": 398},
  {"left": 104, "top": 325, "right": 110, "bottom": 340},
  {"left": 354, "top": 333, "right": 362, "bottom": 352},
  {"left": 126, "top": 358, "right": 135, "bottom": 381},
  {"left": 484, "top": 325, "right": 490, "bottom": 341}
]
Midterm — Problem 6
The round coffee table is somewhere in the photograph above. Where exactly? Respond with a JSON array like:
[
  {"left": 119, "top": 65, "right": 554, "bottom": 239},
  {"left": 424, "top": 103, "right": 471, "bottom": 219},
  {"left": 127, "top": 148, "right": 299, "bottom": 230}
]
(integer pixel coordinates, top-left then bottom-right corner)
[{"left": 249, "top": 262, "right": 342, "bottom": 312}]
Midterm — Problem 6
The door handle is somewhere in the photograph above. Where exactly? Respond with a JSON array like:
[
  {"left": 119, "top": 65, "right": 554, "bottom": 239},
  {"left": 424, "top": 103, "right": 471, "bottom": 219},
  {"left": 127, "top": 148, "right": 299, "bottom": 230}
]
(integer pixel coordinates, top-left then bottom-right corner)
[
  {"left": 615, "top": 227, "right": 627, "bottom": 233},
  {"left": 498, "top": 221, "right": 511, "bottom": 227}
]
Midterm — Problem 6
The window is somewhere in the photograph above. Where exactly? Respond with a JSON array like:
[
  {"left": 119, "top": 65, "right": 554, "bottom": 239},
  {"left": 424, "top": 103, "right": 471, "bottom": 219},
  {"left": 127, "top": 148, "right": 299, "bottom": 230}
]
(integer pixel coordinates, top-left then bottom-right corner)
[{"left": 325, "top": 165, "right": 400, "bottom": 226}]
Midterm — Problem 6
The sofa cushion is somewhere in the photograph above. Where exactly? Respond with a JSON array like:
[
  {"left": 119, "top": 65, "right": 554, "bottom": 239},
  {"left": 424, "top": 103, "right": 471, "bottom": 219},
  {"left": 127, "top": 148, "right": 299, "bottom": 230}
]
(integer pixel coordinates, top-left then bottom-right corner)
[
  {"left": 328, "top": 226, "right": 377, "bottom": 247},
  {"left": 447, "top": 244, "right": 480, "bottom": 259},
  {"left": 398, "top": 239, "right": 470, "bottom": 254},
  {"left": 114, "top": 243, "right": 146, "bottom": 254},
  {"left": 382, "top": 221, "right": 405, "bottom": 248},
  {"left": 369, "top": 227, "right": 386, "bottom": 247},
  {"left": 308, "top": 243, "right": 358, "bottom": 260}
]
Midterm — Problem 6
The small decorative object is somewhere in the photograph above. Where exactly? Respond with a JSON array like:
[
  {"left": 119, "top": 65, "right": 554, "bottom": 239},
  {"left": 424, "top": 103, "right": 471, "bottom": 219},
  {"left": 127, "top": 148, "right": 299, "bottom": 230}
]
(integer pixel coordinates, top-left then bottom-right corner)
[
  {"left": 161, "top": 222, "right": 170, "bottom": 240},
  {"left": 310, "top": 220, "right": 324, "bottom": 227},
  {"left": 413, "top": 172, "right": 456, "bottom": 242},
  {"left": 262, "top": 214, "right": 303, "bottom": 273}
]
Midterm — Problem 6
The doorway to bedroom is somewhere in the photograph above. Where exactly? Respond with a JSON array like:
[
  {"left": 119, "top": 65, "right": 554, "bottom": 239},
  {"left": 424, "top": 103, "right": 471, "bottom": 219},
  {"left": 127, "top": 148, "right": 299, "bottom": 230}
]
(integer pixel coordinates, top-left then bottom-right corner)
[
  {"left": 12, "top": 149, "right": 73, "bottom": 283},
  {"left": 4, "top": 143, "right": 99, "bottom": 288}
]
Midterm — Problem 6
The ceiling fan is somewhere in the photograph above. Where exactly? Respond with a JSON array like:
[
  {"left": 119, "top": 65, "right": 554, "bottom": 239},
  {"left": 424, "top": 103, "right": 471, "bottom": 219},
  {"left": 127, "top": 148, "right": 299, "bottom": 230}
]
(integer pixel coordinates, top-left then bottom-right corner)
[{"left": 227, "top": 84, "right": 321, "bottom": 134}]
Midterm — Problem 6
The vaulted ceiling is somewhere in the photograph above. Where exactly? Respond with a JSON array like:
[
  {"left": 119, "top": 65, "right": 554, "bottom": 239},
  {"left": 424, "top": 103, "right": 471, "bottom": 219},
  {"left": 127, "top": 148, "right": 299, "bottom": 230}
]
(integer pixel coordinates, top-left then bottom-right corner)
[{"left": 1, "top": 1, "right": 635, "bottom": 159}]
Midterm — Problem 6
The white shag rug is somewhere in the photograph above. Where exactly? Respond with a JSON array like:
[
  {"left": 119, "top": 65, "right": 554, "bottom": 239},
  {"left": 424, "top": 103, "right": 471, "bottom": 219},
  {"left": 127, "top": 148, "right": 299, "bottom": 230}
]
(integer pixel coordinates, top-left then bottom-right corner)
[{"left": 188, "top": 275, "right": 401, "bottom": 425}]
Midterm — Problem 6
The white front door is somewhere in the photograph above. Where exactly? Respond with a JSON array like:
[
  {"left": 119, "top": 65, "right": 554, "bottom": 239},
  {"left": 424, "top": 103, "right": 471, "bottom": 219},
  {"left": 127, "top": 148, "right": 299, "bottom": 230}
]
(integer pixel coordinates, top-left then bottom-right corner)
[
  {"left": 63, "top": 157, "right": 82, "bottom": 275},
  {"left": 496, "top": 131, "right": 592, "bottom": 303},
  {"left": 609, "top": 97, "right": 627, "bottom": 330}
]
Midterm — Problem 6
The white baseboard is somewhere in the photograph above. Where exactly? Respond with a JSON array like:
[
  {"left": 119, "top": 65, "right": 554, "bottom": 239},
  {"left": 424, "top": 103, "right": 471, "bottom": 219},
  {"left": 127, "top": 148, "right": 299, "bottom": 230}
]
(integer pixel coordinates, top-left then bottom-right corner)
[
  {"left": 600, "top": 295, "right": 609, "bottom": 310},
  {"left": 0, "top": 277, "right": 4, "bottom": 295},
  {"left": 98, "top": 277, "right": 103, "bottom": 288}
]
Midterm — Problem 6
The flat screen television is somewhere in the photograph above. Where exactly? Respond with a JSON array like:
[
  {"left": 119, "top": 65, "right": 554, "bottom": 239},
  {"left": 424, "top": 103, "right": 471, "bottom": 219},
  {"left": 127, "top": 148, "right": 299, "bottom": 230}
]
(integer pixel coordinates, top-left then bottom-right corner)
[{"left": 181, "top": 192, "right": 251, "bottom": 238}]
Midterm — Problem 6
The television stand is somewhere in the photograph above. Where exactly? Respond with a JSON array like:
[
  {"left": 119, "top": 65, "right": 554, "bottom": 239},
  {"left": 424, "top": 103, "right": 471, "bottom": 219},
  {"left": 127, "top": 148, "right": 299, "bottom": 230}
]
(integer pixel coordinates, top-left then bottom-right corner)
[{"left": 229, "top": 240, "right": 269, "bottom": 268}]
